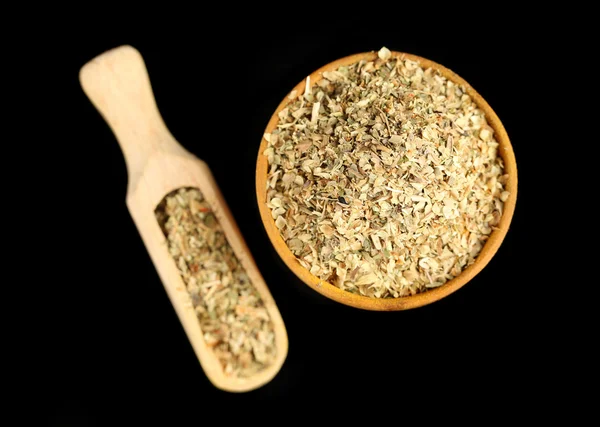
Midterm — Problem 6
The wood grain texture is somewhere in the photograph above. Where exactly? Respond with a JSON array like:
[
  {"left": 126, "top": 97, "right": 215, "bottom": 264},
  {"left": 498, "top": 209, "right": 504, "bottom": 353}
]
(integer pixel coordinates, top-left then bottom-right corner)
[
  {"left": 256, "top": 51, "right": 518, "bottom": 311},
  {"left": 80, "top": 45, "right": 288, "bottom": 392}
]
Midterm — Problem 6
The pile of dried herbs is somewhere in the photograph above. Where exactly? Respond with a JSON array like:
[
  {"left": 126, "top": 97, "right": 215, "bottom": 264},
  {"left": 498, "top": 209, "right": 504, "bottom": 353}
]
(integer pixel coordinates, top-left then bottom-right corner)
[
  {"left": 263, "top": 47, "right": 509, "bottom": 298},
  {"left": 156, "top": 188, "right": 276, "bottom": 377}
]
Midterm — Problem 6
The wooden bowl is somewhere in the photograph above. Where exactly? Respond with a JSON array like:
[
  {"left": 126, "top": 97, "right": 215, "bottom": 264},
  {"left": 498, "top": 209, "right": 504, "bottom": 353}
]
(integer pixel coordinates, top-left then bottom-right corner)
[{"left": 255, "top": 50, "right": 517, "bottom": 311}]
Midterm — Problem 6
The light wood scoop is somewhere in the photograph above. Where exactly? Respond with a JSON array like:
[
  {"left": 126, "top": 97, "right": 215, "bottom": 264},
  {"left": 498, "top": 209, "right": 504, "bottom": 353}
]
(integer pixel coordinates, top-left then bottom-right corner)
[{"left": 79, "top": 45, "right": 288, "bottom": 392}]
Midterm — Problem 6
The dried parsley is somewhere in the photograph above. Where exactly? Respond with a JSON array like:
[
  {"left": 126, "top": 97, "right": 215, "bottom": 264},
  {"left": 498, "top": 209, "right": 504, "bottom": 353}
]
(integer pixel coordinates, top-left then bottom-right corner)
[
  {"left": 263, "top": 47, "right": 509, "bottom": 298},
  {"left": 155, "top": 188, "right": 276, "bottom": 377}
]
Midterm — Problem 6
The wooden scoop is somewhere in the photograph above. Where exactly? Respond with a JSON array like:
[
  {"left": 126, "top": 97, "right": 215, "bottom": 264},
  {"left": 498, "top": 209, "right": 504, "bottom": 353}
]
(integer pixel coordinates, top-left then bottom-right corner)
[{"left": 79, "top": 45, "right": 288, "bottom": 392}]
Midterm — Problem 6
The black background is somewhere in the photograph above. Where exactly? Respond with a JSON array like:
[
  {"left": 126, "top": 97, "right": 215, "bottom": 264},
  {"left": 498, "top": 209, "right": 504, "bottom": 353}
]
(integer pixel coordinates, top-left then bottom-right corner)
[{"left": 46, "top": 8, "right": 570, "bottom": 425}]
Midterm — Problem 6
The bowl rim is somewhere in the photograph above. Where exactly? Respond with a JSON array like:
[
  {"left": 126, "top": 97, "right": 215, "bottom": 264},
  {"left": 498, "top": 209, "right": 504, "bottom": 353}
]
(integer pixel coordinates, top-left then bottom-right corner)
[{"left": 255, "top": 50, "right": 518, "bottom": 311}]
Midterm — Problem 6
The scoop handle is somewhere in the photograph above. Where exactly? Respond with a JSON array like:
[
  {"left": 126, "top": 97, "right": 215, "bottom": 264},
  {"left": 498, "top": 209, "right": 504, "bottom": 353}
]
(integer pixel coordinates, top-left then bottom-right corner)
[{"left": 79, "top": 45, "right": 186, "bottom": 180}]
